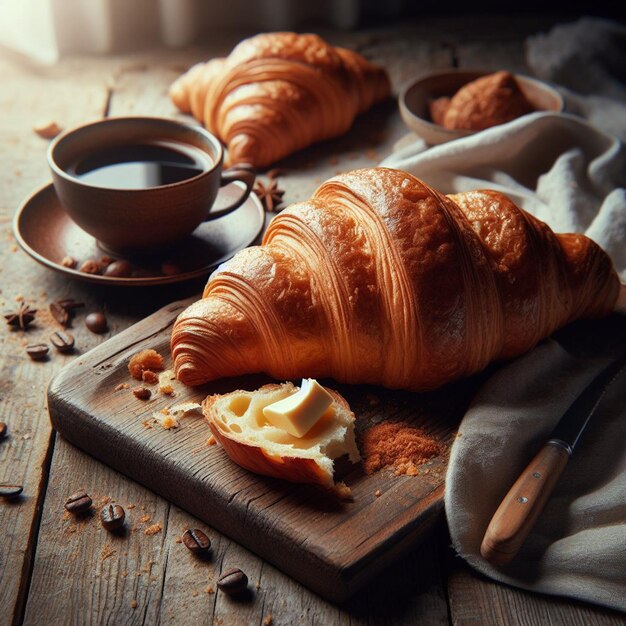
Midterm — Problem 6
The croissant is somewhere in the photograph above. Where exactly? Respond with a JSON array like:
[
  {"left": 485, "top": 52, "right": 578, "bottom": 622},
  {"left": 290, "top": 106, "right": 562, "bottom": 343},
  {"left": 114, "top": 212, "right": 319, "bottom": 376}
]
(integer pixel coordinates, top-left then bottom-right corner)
[
  {"left": 169, "top": 32, "right": 390, "bottom": 168},
  {"left": 171, "top": 167, "right": 620, "bottom": 390}
]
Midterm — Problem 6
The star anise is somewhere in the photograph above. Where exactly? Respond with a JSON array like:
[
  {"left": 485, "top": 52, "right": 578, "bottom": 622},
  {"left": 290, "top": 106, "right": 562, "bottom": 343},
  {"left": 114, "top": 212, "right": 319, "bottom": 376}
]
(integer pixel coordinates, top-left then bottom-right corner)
[
  {"left": 253, "top": 178, "right": 285, "bottom": 213},
  {"left": 4, "top": 302, "right": 37, "bottom": 330}
]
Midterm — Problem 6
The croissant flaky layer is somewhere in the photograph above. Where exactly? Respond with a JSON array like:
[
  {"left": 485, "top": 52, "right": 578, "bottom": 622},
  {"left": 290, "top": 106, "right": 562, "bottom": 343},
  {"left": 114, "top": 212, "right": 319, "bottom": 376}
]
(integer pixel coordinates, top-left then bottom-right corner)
[
  {"left": 172, "top": 168, "right": 619, "bottom": 390},
  {"left": 169, "top": 32, "right": 390, "bottom": 168}
]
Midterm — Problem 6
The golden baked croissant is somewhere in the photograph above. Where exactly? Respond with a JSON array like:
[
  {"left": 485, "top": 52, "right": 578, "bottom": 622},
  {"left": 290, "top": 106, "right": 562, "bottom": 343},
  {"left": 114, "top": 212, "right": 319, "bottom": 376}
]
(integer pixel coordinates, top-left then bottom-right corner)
[
  {"left": 169, "top": 32, "right": 390, "bottom": 168},
  {"left": 171, "top": 167, "right": 620, "bottom": 390}
]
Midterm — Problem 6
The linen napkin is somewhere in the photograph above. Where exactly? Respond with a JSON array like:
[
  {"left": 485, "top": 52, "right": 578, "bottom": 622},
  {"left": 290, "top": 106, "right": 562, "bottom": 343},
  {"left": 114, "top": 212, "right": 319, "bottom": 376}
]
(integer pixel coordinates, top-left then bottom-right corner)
[{"left": 381, "top": 111, "right": 626, "bottom": 611}]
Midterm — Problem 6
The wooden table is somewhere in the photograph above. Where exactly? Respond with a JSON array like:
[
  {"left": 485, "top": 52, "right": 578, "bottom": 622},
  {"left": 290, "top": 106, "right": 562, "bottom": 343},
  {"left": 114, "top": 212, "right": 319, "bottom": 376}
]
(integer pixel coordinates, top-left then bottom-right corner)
[{"left": 1, "top": 16, "right": 624, "bottom": 626}]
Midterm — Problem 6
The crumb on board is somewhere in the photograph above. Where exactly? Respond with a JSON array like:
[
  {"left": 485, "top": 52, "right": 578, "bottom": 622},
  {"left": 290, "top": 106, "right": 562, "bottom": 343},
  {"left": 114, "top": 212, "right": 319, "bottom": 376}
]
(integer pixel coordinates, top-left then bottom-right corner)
[
  {"left": 130, "top": 600, "right": 138, "bottom": 609},
  {"left": 158, "top": 369, "right": 176, "bottom": 394},
  {"left": 139, "top": 514, "right": 151, "bottom": 523},
  {"left": 263, "top": 616, "right": 273, "bottom": 626},
  {"left": 153, "top": 412, "right": 178, "bottom": 430},
  {"left": 132, "top": 386, "right": 151, "bottom": 401},
  {"left": 128, "top": 349, "right": 164, "bottom": 380},
  {"left": 206, "top": 585, "right": 214, "bottom": 594},
  {"left": 115, "top": 382, "right": 130, "bottom": 391},
  {"left": 375, "top": 489, "right": 382, "bottom": 497},
  {"left": 207, "top": 435, "right": 217, "bottom": 446},
  {"left": 334, "top": 482, "right": 353, "bottom": 500},
  {"left": 142, "top": 370, "right": 159, "bottom": 384},
  {"left": 144, "top": 523, "right": 162, "bottom": 536},
  {"left": 361, "top": 422, "right": 442, "bottom": 476}
]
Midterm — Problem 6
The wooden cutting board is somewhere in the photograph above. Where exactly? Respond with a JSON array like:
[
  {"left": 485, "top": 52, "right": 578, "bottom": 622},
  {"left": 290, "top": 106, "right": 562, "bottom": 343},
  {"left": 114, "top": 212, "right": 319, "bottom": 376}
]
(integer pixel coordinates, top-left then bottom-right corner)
[{"left": 47, "top": 298, "right": 484, "bottom": 602}]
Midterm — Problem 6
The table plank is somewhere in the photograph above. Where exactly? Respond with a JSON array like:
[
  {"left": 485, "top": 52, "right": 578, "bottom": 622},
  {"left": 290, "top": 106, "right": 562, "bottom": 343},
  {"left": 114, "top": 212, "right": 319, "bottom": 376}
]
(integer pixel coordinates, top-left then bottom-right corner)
[
  {"left": 0, "top": 53, "right": 114, "bottom": 624},
  {"left": 446, "top": 557, "right": 626, "bottom": 626}
]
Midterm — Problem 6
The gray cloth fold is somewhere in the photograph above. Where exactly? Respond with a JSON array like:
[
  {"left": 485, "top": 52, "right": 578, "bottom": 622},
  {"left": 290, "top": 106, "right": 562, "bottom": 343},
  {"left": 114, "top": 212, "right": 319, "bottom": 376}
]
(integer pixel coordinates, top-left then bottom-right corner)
[{"left": 381, "top": 55, "right": 626, "bottom": 610}]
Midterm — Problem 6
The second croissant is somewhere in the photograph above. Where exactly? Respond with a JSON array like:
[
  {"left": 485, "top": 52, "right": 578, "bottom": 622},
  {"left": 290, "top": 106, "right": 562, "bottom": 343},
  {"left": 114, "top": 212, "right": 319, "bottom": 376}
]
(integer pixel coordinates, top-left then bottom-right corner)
[{"left": 169, "top": 32, "right": 390, "bottom": 168}]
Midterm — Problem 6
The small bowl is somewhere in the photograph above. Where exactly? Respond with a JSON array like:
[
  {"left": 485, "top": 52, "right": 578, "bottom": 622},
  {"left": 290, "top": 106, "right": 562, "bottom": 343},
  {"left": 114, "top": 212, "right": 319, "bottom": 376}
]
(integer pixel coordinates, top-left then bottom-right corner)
[{"left": 399, "top": 69, "right": 564, "bottom": 145}]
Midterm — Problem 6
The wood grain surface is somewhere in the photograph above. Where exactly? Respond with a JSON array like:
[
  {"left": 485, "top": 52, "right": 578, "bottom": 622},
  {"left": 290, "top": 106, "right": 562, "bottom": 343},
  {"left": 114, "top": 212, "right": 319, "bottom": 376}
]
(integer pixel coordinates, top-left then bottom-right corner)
[{"left": 2, "top": 16, "right": 625, "bottom": 626}]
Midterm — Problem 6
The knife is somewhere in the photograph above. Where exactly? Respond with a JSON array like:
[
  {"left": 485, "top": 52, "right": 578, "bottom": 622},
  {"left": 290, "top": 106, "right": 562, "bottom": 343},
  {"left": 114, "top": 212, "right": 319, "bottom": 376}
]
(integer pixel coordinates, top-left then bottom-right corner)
[{"left": 480, "top": 351, "right": 626, "bottom": 565}]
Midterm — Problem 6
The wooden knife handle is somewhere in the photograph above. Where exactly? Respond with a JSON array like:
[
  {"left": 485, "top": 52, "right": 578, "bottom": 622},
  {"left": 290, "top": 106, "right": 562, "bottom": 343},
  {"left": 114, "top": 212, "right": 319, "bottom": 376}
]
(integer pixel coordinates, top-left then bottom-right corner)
[{"left": 480, "top": 441, "right": 570, "bottom": 565}]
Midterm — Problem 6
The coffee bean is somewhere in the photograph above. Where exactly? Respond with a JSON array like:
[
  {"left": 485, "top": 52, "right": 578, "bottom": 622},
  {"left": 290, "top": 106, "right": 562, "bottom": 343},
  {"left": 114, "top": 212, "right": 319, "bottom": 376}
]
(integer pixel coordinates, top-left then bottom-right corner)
[
  {"left": 104, "top": 260, "right": 132, "bottom": 278},
  {"left": 100, "top": 504, "right": 125, "bottom": 531},
  {"left": 0, "top": 422, "right": 7, "bottom": 440},
  {"left": 0, "top": 484, "right": 23, "bottom": 499},
  {"left": 85, "top": 312, "right": 108, "bottom": 334},
  {"left": 26, "top": 343, "right": 49, "bottom": 361},
  {"left": 182, "top": 529, "right": 211, "bottom": 554},
  {"left": 50, "top": 331, "right": 75, "bottom": 353},
  {"left": 217, "top": 568, "right": 248, "bottom": 595},
  {"left": 50, "top": 301, "right": 70, "bottom": 327},
  {"left": 65, "top": 490, "right": 92, "bottom": 514}
]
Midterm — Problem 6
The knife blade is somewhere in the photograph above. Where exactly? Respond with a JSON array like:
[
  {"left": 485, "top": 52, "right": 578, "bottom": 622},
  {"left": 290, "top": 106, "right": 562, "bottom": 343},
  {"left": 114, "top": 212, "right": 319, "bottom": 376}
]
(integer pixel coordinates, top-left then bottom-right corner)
[{"left": 480, "top": 351, "right": 626, "bottom": 566}]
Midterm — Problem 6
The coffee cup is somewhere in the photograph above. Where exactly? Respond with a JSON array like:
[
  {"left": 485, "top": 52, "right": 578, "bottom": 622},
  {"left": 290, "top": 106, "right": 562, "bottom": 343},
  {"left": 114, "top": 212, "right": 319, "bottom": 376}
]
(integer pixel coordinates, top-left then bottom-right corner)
[{"left": 48, "top": 117, "right": 255, "bottom": 254}]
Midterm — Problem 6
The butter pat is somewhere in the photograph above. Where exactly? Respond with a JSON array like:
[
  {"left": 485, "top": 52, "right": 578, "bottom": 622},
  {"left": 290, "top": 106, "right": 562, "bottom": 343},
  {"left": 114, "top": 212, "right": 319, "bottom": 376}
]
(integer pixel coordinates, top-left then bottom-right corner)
[{"left": 262, "top": 378, "right": 333, "bottom": 438}]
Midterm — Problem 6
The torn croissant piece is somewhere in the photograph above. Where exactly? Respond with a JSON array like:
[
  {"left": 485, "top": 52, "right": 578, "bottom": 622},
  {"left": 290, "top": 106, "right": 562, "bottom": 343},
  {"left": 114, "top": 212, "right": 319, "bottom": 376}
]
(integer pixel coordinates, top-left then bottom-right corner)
[
  {"left": 172, "top": 167, "right": 620, "bottom": 391},
  {"left": 438, "top": 71, "right": 535, "bottom": 130},
  {"left": 203, "top": 382, "right": 360, "bottom": 488},
  {"left": 169, "top": 32, "right": 390, "bottom": 168}
]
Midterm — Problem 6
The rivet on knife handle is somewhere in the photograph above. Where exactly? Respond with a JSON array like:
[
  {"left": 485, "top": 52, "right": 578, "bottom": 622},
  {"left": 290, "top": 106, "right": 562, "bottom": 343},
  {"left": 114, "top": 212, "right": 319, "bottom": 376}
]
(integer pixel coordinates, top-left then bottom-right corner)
[{"left": 480, "top": 440, "right": 570, "bottom": 565}]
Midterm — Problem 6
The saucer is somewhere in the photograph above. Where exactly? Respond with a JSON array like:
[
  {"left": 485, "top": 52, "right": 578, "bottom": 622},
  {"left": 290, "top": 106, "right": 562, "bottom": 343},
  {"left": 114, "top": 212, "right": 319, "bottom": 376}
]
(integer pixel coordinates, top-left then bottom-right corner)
[{"left": 13, "top": 182, "right": 265, "bottom": 286}]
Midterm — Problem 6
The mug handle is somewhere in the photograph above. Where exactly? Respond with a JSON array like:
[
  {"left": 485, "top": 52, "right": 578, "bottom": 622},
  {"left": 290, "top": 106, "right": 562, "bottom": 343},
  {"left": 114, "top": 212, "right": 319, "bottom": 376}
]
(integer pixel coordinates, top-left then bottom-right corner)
[{"left": 204, "top": 167, "right": 256, "bottom": 221}]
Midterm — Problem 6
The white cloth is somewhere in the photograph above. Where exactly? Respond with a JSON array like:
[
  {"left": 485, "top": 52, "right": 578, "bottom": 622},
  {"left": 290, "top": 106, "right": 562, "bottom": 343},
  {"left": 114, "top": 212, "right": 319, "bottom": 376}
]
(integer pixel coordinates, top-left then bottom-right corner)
[
  {"left": 382, "top": 112, "right": 626, "bottom": 611},
  {"left": 526, "top": 17, "right": 626, "bottom": 142}
]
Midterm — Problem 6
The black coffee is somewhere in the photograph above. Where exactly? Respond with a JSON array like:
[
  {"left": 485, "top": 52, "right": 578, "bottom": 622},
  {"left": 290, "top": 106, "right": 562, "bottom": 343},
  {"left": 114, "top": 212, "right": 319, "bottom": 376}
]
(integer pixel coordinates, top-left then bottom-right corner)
[{"left": 70, "top": 140, "right": 212, "bottom": 189}]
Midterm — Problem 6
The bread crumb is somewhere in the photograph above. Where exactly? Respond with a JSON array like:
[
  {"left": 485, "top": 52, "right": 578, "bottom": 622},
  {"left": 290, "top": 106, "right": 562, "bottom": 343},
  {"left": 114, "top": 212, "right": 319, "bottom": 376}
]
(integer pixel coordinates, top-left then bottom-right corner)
[
  {"left": 133, "top": 386, "right": 151, "bottom": 401},
  {"left": 139, "top": 514, "right": 151, "bottom": 523},
  {"left": 127, "top": 504, "right": 136, "bottom": 509},
  {"left": 361, "top": 422, "right": 442, "bottom": 476},
  {"left": 100, "top": 544, "right": 116, "bottom": 561},
  {"left": 142, "top": 370, "right": 159, "bottom": 384},
  {"left": 61, "top": 255, "right": 77, "bottom": 269},
  {"left": 206, "top": 585, "right": 214, "bottom": 594},
  {"left": 169, "top": 401, "right": 202, "bottom": 416},
  {"left": 130, "top": 600, "right": 137, "bottom": 609},
  {"left": 375, "top": 489, "right": 382, "bottom": 497},
  {"left": 141, "top": 420, "right": 153, "bottom": 429},
  {"left": 207, "top": 435, "right": 217, "bottom": 446},
  {"left": 158, "top": 369, "right": 176, "bottom": 394},
  {"left": 263, "top": 616, "right": 273, "bottom": 626},
  {"left": 34, "top": 120, "right": 63, "bottom": 139},
  {"left": 128, "top": 349, "right": 164, "bottom": 380},
  {"left": 115, "top": 382, "right": 130, "bottom": 391},
  {"left": 175, "top": 537, "right": 182, "bottom": 544},
  {"left": 153, "top": 412, "right": 178, "bottom": 430},
  {"left": 334, "top": 482, "right": 353, "bottom": 500},
  {"left": 144, "top": 523, "right": 162, "bottom": 536}
]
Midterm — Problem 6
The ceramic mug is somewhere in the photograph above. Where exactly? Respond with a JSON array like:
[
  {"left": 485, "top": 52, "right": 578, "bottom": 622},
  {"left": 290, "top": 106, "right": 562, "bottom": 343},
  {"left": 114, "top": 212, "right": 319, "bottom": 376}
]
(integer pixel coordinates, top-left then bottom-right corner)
[{"left": 48, "top": 117, "right": 255, "bottom": 254}]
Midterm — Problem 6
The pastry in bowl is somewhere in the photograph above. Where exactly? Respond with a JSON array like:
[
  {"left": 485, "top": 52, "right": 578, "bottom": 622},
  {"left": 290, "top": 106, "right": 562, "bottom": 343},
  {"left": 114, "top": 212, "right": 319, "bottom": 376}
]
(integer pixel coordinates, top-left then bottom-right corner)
[
  {"left": 203, "top": 381, "right": 360, "bottom": 488},
  {"left": 429, "top": 70, "right": 534, "bottom": 131}
]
